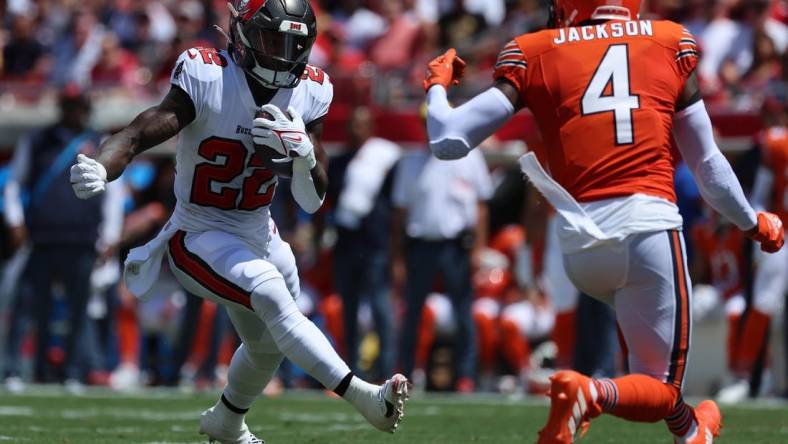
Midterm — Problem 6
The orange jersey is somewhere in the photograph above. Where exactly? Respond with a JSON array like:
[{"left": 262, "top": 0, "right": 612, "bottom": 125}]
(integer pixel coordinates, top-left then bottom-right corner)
[
  {"left": 691, "top": 221, "right": 746, "bottom": 300},
  {"left": 495, "top": 20, "right": 699, "bottom": 203},
  {"left": 761, "top": 127, "right": 788, "bottom": 223}
]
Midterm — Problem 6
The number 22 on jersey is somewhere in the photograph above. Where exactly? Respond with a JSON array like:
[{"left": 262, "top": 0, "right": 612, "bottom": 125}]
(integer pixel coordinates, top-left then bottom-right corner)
[
  {"left": 190, "top": 137, "right": 277, "bottom": 211},
  {"left": 581, "top": 44, "right": 640, "bottom": 145}
]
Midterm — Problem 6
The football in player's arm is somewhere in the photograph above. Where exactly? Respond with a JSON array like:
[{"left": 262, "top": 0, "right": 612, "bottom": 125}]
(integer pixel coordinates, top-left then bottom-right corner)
[
  {"left": 70, "top": 82, "right": 328, "bottom": 214},
  {"left": 422, "top": 48, "right": 783, "bottom": 253}
]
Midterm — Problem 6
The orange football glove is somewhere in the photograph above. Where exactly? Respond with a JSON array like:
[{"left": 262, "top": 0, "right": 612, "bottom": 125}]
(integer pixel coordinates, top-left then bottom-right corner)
[
  {"left": 423, "top": 48, "right": 467, "bottom": 93},
  {"left": 747, "top": 212, "right": 785, "bottom": 253}
]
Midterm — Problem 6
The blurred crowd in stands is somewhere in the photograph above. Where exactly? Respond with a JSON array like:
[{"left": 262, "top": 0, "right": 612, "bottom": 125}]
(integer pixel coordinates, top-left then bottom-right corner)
[
  {"left": 0, "top": 0, "right": 786, "bottom": 400},
  {"left": 0, "top": 0, "right": 786, "bottom": 106}
]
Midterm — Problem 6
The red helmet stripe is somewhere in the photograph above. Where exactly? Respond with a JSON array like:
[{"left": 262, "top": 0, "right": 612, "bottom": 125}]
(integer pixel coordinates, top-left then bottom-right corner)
[{"left": 238, "top": 0, "right": 268, "bottom": 21}]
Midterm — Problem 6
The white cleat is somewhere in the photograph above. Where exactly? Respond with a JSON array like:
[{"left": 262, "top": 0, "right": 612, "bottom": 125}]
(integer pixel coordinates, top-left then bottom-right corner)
[
  {"left": 359, "top": 374, "right": 410, "bottom": 433},
  {"left": 110, "top": 363, "right": 141, "bottom": 392},
  {"left": 4, "top": 376, "right": 26, "bottom": 394},
  {"left": 199, "top": 406, "right": 264, "bottom": 444},
  {"left": 716, "top": 379, "right": 749, "bottom": 404}
]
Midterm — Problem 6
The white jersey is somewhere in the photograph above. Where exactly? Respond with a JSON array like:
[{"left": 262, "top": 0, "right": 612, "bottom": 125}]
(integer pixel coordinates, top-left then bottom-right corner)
[{"left": 170, "top": 47, "right": 332, "bottom": 245}]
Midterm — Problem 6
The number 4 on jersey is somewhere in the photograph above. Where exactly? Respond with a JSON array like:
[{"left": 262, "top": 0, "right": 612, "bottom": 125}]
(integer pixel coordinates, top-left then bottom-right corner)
[{"left": 581, "top": 44, "right": 640, "bottom": 145}]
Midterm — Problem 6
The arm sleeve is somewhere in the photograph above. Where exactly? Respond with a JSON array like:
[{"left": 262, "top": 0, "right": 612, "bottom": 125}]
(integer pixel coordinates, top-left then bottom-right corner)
[
  {"left": 3, "top": 136, "right": 31, "bottom": 227},
  {"left": 672, "top": 100, "right": 757, "bottom": 231},
  {"left": 290, "top": 159, "right": 323, "bottom": 214},
  {"left": 426, "top": 86, "right": 515, "bottom": 160},
  {"left": 425, "top": 39, "right": 525, "bottom": 160}
]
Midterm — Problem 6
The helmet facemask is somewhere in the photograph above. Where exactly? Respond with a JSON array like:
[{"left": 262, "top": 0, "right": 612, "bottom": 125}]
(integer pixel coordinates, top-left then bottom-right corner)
[{"left": 227, "top": 3, "right": 315, "bottom": 89}]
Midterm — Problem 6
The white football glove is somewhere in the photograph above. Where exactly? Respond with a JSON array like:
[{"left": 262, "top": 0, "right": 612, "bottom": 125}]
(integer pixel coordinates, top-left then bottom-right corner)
[
  {"left": 252, "top": 104, "right": 317, "bottom": 171},
  {"left": 70, "top": 154, "right": 108, "bottom": 199}
]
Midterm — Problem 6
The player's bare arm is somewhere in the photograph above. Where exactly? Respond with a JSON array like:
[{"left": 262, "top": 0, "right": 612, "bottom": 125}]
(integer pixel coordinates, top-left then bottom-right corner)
[
  {"left": 70, "top": 86, "right": 195, "bottom": 199},
  {"left": 676, "top": 71, "right": 702, "bottom": 112},
  {"left": 494, "top": 79, "right": 523, "bottom": 111},
  {"left": 99, "top": 85, "right": 195, "bottom": 180}
]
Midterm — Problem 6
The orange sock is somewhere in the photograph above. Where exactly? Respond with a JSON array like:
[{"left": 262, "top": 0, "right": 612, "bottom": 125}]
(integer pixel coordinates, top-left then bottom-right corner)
[
  {"left": 727, "top": 314, "right": 740, "bottom": 371},
  {"left": 594, "top": 375, "right": 679, "bottom": 421},
  {"left": 218, "top": 333, "right": 237, "bottom": 367},
  {"left": 474, "top": 312, "right": 498, "bottom": 372},
  {"left": 415, "top": 307, "right": 436, "bottom": 370},
  {"left": 188, "top": 302, "right": 217, "bottom": 367},
  {"left": 731, "top": 308, "right": 770, "bottom": 376},
  {"left": 319, "top": 294, "right": 345, "bottom": 354},
  {"left": 593, "top": 374, "right": 696, "bottom": 436},
  {"left": 116, "top": 302, "right": 139, "bottom": 364},
  {"left": 552, "top": 310, "right": 576, "bottom": 369},
  {"left": 499, "top": 318, "right": 530, "bottom": 373}
]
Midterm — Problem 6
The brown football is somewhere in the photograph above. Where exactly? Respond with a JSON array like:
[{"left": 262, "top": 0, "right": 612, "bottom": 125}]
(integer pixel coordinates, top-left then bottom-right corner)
[{"left": 253, "top": 109, "right": 292, "bottom": 177}]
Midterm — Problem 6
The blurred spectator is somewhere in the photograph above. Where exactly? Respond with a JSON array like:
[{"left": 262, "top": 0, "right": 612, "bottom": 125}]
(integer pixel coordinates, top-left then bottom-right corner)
[
  {"left": 175, "top": 0, "right": 215, "bottom": 46},
  {"left": 739, "top": 31, "right": 784, "bottom": 97},
  {"left": 109, "top": 158, "right": 173, "bottom": 390},
  {"left": 339, "top": 1, "right": 388, "bottom": 50},
  {"left": 679, "top": 0, "right": 714, "bottom": 37},
  {"left": 501, "top": 0, "right": 549, "bottom": 39},
  {"left": 329, "top": 107, "right": 401, "bottom": 379},
  {"left": 392, "top": 146, "right": 492, "bottom": 392},
  {"left": 572, "top": 294, "right": 618, "bottom": 378},
  {"left": 50, "top": 9, "right": 106, "bottom": 87},
  {"left": 368, "top": 0, "right": 421, "bottom": 71},
  {"left": 91, "top": 32, "right": 140, "bottom": 88},
  {"left": 412, "top": 0, "right": 504, "bottom": 26},
  {"left": 698, "top": 0, "right": 753, "bottom": 88},
  {"left": 463, "top": 0, "right": 505, "bottom": 27},
  {"left": 438, "top": 0, "right": 486, "bottom": 49},
  {"left": 2, "top": 14, "right": 47, "bottom": 80},
  {"left": 2, "top": 85, "right": 124, "bottom": 387}
]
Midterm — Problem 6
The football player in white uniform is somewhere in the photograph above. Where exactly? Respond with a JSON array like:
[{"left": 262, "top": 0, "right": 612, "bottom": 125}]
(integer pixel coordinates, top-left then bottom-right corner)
[{"left": 69, "top": 1, "right": 408, "bottom": 442}]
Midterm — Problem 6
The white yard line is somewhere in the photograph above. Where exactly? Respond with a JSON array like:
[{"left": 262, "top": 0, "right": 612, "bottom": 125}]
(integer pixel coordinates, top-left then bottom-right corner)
[
  {"left": 95, "top": 427, "right": 144, "bottom": 434},
  {"left": 140, "top": 441, "right": 206, "bottom": 444},
  {"left": 277, "top": 411, "right": 362, "bottom": 423},
  {"left": 0, "top": 406, "right": 32, "bottom": 416},
  {"left": 60, "top": 408, "right": 202, "bottom": 421}
]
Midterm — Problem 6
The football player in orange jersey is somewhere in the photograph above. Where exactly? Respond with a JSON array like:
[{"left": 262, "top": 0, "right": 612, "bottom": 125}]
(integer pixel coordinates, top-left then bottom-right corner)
[
  {"left": 690, "top": 212, "right": 767, "bottom": 403},
  {"left": 422, "top": 0, "right": 784, "bottom": 443},
  {"left": 747, "top": 93, "right": 788, "bottom": 400}
]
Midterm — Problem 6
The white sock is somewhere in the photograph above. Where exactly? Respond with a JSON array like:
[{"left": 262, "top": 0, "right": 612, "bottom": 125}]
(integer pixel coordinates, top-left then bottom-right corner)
[
  {"left": 223, "top": 344, "right": 283, "bottom": 411},
  {"left": 251, "top": 277, "right": 351, "bottom": 390},
  {"left": 342, "top": 376, "right": 379, "bottom": 412},
  {"left": 213, "top": 399, "right": 245, "bottom": 432},
  {"left": 676, "top": 420, "right": 699, "bottom": 443}
]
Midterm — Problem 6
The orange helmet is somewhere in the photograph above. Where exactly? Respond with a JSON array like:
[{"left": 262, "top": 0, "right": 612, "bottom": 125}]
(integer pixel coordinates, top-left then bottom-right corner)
[{"left": 550, "top": 0, "right": 641, "bottom": 28}]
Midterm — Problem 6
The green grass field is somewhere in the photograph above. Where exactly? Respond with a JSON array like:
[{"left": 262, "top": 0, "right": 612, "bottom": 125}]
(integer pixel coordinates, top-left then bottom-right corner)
[{"left": 1, "top": 388, "right": 787, "bottom": 443}]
